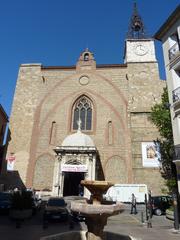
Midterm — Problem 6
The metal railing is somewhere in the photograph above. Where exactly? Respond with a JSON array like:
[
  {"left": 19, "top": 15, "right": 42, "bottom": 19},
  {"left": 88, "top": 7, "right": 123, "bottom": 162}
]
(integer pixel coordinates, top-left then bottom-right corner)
[
  {"left": 172, "top": 86, "right": 180, "bottom": 103},
  {"left": 169, "top": 42, "right": 180, "bottom": 60},
  {"left": 174, "top": 145, "right": 180, "bottom": 160}
]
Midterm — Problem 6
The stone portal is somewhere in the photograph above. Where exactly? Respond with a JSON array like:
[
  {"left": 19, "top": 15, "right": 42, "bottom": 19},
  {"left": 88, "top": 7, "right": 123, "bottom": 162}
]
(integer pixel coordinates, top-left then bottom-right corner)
[{"left": 53, "top": 127, "right": 97, "bottom": 197}]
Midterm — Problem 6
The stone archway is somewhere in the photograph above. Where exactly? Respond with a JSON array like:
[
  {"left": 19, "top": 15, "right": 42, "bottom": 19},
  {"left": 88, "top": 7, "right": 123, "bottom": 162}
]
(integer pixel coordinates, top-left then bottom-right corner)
[
  {"left": 33, "top": 154, "right": 55, "bottom": 190},
  {"left": 105, "top": 155, "right": 127, "bottom": 183}
]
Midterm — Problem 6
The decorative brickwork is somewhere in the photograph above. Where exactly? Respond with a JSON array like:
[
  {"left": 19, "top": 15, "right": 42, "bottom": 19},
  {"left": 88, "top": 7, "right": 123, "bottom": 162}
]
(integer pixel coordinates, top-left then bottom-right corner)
[{"left": 7, "top": 47, "right": 166, "bottom": 194}]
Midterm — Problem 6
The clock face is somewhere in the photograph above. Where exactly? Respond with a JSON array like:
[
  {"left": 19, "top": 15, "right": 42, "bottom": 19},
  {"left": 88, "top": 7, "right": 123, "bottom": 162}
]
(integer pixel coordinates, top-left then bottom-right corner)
[{"left": 134, "top": 44, "right": 148, "bottom": 56}]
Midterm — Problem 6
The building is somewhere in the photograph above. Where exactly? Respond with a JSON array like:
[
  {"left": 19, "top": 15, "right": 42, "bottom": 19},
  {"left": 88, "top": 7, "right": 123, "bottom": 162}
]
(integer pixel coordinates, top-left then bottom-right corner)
[
  {"left": 154, "top": 5, "right": 180, "bottom": 194},
  {"left": 0, "top": 104, "right": 9, "bottom": 190},
  {"left": 0, "top": 104, "right": 8, "bottom": 172},
  {"left": 7, "top": 4, "right": 165, "bottom": 196}
]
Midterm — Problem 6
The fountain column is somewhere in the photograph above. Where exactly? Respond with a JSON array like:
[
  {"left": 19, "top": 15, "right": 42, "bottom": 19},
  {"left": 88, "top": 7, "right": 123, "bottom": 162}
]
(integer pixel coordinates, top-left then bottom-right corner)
[{"left": 85, "top": 215, "right": 107, "bottom": 240}]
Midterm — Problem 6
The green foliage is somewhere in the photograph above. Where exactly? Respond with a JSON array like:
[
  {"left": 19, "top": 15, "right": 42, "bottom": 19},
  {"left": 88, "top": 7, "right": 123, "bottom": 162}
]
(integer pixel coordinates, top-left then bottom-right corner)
[
  {"left": 150, "top": 87, "right": 177, "bottom": 193},
  {"left": 166, "top": 178, "right": 177, "bottom": 191},
  {"left": 150, "top": 87, "right": 173, "bottom": 139}
]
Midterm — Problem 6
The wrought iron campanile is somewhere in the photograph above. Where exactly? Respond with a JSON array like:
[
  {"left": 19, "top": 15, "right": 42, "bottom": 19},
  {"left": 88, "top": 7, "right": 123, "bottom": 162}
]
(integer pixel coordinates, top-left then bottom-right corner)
[{"left": 127, "top": 2, "right": 147, "bottom": 39}]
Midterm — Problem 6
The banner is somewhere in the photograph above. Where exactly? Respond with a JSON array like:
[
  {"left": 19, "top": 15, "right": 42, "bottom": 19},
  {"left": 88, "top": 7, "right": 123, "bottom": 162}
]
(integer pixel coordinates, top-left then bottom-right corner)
[
  {"left": 6, "top": 155, "right": 16, "bottom": 171},
  {"left": 142, "top": 142, "right": 161, "bottom": 167}
]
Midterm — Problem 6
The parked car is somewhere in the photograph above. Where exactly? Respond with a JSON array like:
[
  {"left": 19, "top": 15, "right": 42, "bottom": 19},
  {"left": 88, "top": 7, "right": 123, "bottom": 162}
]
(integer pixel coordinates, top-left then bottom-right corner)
[
  {"left": 32, "top": 197, "right": 42, "bottom": 214},
  {"left": 0, "top": 192, "right": 12, "bottom": 213},
  {"left": 43, "top": 197, "right": 69, "bottom": 223},
  {"left": 26, "top": 189, "right": 42, "bottom": 214},
  {"left": 151, "top": 195, "right": 172, "bottom": 216},
  {"left": 71, "top": 211, "right": 86, "bottom": 222}
]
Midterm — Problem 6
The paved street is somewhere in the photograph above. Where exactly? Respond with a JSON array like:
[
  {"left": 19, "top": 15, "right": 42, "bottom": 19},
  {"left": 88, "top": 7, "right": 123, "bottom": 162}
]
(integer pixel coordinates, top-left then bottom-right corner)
[
  {"left": 105, "top": 205, "right": 180, "bottom": 240},
  {"left": 0, "top": 204, "right": 179, "bottom": 240}
]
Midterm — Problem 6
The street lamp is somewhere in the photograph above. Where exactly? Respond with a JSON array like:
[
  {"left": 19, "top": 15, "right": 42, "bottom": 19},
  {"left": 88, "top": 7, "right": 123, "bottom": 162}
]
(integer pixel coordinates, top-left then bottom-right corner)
[{"left": 173, "top": 160, "right": 180, "bottom": 229}]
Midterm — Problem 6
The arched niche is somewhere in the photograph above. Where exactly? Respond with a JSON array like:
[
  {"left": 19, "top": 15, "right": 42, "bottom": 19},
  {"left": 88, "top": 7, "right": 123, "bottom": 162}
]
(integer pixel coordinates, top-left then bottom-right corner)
[
  {"left": 105, "top": 155, "right": 127, "bottom": 183},
  {"left": 33, "top": 154, "right": 55, "bottom": 190}
]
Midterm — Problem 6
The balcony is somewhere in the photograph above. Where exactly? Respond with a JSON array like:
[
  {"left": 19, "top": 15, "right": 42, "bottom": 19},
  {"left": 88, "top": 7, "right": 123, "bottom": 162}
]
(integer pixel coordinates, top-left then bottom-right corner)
[
  {"left": 174, "top": 145, "right": 180, "bottom": 160},
  {"left": 173, "top": 87, "right": 180, "bottom": 116},
  {"left": 173, "top": 87, "right": 180, "bottom": 102},
  {"left": 169, "top": 42, "right": 180, "bottom": 60},
  {"left": 169, "top": 43, "right": 180, "bottom": 71}
]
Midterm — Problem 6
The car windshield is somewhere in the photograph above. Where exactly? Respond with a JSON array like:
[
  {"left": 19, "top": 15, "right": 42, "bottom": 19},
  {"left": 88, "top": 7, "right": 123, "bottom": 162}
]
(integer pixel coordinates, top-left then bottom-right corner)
[
  {"left": 153, "top": 197, "right": 161, "bottom": 204},
  {"left": 152, "top": 196, "right": 172, "bottom": 204},
  {"left": 48, "top": 198, "right": 66, "bottom": 207}
]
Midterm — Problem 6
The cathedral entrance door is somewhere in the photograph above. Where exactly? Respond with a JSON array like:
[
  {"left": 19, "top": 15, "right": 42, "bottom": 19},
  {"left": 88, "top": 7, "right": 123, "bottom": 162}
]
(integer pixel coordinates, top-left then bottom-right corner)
[{"left": 63, "top": 172, "right": 84, "bottom": 196}]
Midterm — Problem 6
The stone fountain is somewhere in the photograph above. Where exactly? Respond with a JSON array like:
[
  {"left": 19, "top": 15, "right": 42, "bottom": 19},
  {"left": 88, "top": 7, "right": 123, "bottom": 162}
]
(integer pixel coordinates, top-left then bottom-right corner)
[
  {"left": 41, "top": 180, "right": 135, "bottom": 240},
  {"left": 71, "top": 180, "right": 124, "bottom": 240}
]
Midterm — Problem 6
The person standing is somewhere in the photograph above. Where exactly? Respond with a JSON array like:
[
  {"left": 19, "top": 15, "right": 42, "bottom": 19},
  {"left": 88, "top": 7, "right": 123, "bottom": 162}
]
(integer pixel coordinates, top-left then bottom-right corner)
[
  {"left": 130, "top": 193, "right": 137, "bottom": 214},
  {"left": 78, "top": 183, "right": 83, "bottom": 196}
]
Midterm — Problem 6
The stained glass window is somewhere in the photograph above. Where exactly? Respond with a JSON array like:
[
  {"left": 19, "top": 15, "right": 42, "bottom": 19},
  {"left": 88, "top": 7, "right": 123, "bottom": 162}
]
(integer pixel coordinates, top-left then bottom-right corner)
[{"left": 72, "top": 96, "right": 92, "bottom": 130}]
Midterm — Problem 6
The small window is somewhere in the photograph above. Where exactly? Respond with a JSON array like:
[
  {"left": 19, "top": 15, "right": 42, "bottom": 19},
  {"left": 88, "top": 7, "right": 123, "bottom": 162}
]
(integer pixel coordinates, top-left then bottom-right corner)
[
  {"left": 108, "top": 121, "right": 113, "bottom": 145},
  {"left": 72, "top": 96, "right": 92, "bottom": 131},
  {"left": 84, "top": 53, "right": 89, "bottom": 61}
]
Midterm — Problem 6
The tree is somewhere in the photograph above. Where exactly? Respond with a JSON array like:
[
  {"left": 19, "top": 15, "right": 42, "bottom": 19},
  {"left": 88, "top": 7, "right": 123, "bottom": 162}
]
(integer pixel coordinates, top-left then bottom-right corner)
[{"left": 150, "top": 87, "right": 177, "bottom": 193}]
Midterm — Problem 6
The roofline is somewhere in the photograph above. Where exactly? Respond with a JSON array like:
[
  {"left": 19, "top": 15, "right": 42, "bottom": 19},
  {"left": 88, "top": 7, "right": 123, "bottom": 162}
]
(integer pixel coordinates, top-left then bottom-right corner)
[
  {"left": 154, "top": 5, "right": 180, "bottom": 41},
  {"left": 41, "top": 65, "right": 75, "bottom": 70},
  {"left": 97, "top": 64, "right": 127, "bottom": 68},
  {"left": 126, "top": 38, "right": 154, "bottom": 41},
  {"left": 41, "top": 63, "right": 127, "bottom": 70},
  {"left": 0, "top": 104, "right": 9, "bottom": 121}
]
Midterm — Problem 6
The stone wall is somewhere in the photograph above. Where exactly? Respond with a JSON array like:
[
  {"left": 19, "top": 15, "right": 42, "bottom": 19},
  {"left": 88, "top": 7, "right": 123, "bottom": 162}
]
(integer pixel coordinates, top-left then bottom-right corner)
[{"left": 7, "top": 54, "right": 166, "bottom": 194}]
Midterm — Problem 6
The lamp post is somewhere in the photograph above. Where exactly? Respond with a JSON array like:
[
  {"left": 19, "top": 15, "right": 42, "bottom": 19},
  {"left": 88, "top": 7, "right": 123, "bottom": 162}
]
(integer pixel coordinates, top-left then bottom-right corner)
[
  {"left": 173, "top": 160, "right": 180, "bottom": 195},
  {"left": 173, "top": 160, "right": 180, "bottom": 228},
  {"left": 172, "top": 192, "right": 179, "bottom": 230}
]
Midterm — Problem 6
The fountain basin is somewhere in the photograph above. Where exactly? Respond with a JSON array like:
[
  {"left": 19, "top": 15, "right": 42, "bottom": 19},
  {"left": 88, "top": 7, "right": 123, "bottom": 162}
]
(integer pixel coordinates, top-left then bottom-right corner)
[
  {"left": 81, "top": 180, "right": 113, "bottom": 204},
  {"left": 81, "top": 180, "right": 113, "bottom": 194},
  {"left": 40, "top": 230, "right": 136, "bottom": 240},
  {"left": 71, "top": 199, "right": 124, "bottom": 240},
  {"left": 70, "top": 180, "right": 125, "bottom": 240},
  {"left": 42, "top": 181, "right": 126, "bottom": 240},
  {"left": 71, "top": 201, "right": 124, "bottom": 216}
]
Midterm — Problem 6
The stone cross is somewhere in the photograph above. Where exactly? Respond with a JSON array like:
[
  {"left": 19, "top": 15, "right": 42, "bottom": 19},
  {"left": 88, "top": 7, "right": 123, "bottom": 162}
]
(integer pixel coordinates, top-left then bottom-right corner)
[{"left": 77, "top": 119, "right": 82, "bottom": 131}]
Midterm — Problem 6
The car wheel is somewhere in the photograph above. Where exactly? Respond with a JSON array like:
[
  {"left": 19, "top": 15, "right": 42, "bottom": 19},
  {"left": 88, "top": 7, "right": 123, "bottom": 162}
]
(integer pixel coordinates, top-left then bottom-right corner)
[{"left": 155, "top": 208, "right": 162, "bottom": 216}]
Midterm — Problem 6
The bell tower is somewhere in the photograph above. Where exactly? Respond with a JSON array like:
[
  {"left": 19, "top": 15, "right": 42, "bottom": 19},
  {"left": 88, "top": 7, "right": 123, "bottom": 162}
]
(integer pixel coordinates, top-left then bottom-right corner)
[{"left": 124, "top": 3, "right": 157, "bottom": 63}]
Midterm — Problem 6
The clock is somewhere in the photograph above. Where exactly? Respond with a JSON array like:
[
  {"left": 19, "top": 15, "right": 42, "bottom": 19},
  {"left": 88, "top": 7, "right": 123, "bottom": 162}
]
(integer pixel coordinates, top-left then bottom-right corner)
[{"left": 134, "top": 44, "right": 148, "bottom": 56}]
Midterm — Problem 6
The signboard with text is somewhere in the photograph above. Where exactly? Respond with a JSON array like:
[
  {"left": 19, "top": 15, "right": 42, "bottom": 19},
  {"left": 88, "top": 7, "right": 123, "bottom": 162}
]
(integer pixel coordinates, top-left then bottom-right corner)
[{"left": 61, "top": 164, "right": 88, "bottom": 172}]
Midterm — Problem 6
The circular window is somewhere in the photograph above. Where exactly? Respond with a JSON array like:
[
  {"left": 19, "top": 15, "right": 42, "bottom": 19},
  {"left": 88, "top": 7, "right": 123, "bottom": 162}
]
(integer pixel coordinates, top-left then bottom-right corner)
[{"left": 79, "top": 76, "right": 89, "bottom": 85}]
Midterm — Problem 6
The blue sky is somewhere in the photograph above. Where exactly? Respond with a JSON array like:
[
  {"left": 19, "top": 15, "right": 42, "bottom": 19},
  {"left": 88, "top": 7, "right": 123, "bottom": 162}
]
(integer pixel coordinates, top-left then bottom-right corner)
[{"left": 0, "top": 0, "right": 179, "bottom": 116}]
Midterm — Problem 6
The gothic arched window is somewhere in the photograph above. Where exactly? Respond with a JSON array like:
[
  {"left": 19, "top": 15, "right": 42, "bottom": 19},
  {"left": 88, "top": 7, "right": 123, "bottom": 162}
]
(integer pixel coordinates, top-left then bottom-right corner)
[{"left": 72, "top": 96, "right": 92, "bottom": 131}]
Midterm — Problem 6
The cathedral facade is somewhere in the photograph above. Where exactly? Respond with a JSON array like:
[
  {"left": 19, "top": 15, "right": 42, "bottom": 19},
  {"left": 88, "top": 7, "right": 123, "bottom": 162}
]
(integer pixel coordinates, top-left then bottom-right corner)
[{"left": 7, "top": 6, "right": 166, "bottom": 195}]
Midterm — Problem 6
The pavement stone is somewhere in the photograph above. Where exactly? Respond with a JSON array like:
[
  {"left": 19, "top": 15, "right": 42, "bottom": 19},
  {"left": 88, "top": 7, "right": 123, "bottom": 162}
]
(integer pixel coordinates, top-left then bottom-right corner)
[
  {"left": 0, "top": 204, "right": 179, "bottom": 240},
  {"left": 103, "top": 207, "right": 180, "bottom": 240}
]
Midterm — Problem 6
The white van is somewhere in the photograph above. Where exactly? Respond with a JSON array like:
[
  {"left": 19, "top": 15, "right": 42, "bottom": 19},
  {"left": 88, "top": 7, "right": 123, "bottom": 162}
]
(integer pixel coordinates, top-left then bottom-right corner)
[{"left": 104, "top": 184, "right": 148, "bottom": 203}]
